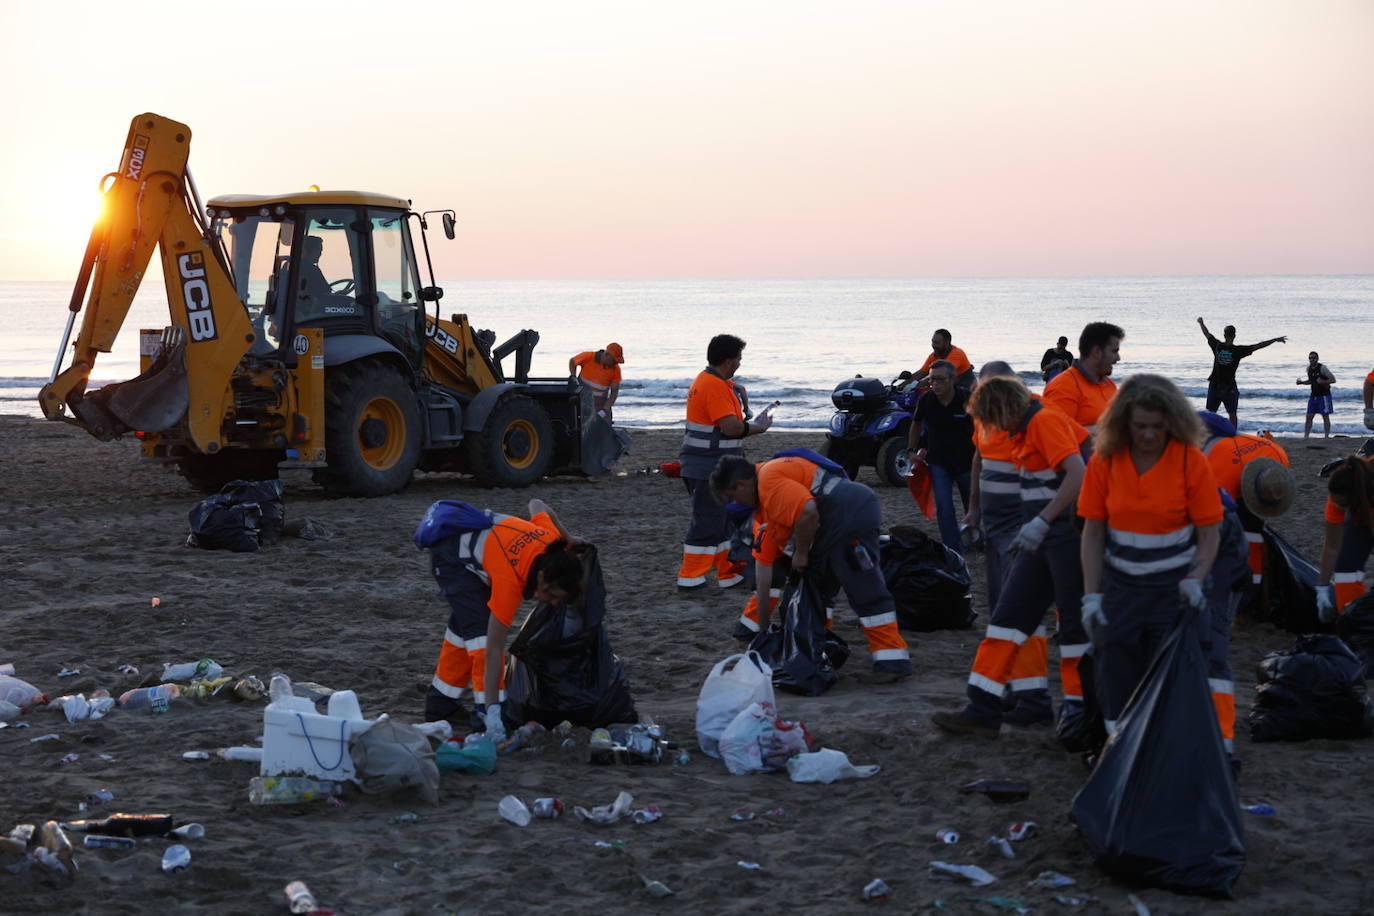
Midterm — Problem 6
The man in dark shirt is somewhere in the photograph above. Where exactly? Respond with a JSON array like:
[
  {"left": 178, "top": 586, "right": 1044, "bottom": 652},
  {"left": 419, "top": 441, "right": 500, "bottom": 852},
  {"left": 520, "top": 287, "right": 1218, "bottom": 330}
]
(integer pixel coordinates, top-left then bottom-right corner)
[
  {"left": 906, "top": 359, "right": 975, "bottom": 554},
  {"left": 1040, "top": 336, "right": 1073, "bottom": 382},
  {"left": 1197, "top": 317, "right": 1286, "bottom": 427}
]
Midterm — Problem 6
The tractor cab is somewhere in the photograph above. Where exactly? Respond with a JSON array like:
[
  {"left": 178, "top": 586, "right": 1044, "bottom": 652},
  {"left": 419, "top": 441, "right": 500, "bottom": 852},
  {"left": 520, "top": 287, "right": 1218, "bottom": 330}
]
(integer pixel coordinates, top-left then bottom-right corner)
[{"left": 207, "top": 191, "right": 443, "bottom": 368}]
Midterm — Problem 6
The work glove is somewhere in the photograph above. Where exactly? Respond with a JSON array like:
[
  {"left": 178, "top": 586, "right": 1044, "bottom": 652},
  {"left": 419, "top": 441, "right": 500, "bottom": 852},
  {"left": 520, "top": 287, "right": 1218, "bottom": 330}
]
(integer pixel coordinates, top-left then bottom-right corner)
[
  {"left": 1317, "top": 585, "right": 1338, "bottom": 624},
  {"left": 1178, "top": 577, "right": 1208, "bottom": 612},
  {"left": 1081, "top": 593, "right": 1107, "bottom": 646},
  {"left": 1010, "top": 516, "right": 1051, "bottom": 554},
  {"left": 484, "top": 703, "right": 507, "bottom": 743},
  {"left": 1363, "top": 407, "right": 1374, "bottom": 432}
]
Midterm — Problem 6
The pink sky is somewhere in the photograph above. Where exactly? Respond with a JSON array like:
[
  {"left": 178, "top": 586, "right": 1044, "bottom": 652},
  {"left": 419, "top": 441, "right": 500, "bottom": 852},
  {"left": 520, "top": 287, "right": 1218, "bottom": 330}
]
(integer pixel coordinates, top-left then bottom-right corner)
[{"left": 1, "top": 0, "right": 1370, "bottom": 280}]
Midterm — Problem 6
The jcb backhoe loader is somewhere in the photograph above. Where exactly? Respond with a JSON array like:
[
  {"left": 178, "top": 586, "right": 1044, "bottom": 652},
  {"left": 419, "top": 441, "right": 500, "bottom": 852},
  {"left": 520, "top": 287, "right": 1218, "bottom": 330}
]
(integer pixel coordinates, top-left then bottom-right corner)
[{"left": 39, "top": 113, "right": 603, "bottom": 496}]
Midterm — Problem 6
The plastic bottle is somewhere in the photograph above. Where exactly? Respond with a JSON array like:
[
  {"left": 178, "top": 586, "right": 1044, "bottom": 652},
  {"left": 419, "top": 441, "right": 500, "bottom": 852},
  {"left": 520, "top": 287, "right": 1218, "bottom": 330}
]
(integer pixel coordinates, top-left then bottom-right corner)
[
  {"left": 217, "top": 746, "right": 264, "bottom": 763},
  {"left": 284, "top": 880, "right": 318, "bottom": 914},
  {"left": 37, "top": 821, "right": 75, "bottom": 870},
  {"left": 760, "top": 399, "right": 781, "bottom": 418},
  {"left": 849, "top": 539, "right": 875, "bottom": 571},
  {"left": 83, "top": 834, "right": 136, "bottom": 850},
  {"left": 162, "top": 658, "right": 224, "bottom": 682},
  {"left": 117, "top": 684, "right": 181, "bottom": 712},
  {"left": 248, "top": 776, "right": 340, "bottom": 805},
  {"left": 498, "top": 795, "right": 532, "bottom": 826}
]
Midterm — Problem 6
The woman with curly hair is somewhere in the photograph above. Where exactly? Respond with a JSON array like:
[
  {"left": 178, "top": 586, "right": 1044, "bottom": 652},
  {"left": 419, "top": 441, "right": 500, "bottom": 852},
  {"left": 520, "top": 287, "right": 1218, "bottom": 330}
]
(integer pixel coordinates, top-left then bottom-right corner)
[
  {"left": 931, "top": 375, "right": 1089, "bottom": 738},
  {"left": 1077, "top": 374, "right": 1241, "bottom": 751},
  {"left": 1317, "top": 454, "right": 1374, "bottom": 621}
]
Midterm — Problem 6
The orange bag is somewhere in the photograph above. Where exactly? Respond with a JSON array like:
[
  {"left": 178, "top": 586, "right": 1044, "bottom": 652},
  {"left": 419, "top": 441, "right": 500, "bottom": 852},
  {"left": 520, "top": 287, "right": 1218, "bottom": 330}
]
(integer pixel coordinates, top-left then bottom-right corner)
[{"left": 906, "top": 462, "right": 935, "bottom": 519}]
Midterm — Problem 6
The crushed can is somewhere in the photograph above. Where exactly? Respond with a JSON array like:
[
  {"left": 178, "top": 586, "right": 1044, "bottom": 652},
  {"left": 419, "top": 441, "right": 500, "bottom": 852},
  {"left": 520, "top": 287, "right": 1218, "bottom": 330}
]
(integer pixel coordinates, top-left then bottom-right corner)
[
  {"left": 532, "top": 798, "right": 564, "bottom": 819},
  {"left": 1008, "top": 820, "right": 1038, "bottom": 841},
  {"left": 935, "top": 829, "right": 959, "bottom": 844},
  {"left": 862, "top": 878, "right": 890, "bottom": 901}
]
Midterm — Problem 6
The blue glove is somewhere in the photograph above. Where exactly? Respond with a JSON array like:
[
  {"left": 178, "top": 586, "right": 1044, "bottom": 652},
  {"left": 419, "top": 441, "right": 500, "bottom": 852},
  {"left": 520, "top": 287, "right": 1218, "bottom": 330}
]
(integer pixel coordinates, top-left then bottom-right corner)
[
  {"left": 1317, "top": 585, "right": 1338, "bottom": 624},
  {"left": 1178, "top": 577, "right": 1207, "bottom": 612},
  {"left": 1010, "top": 516, "right": 1051, "bottom": 554},
  {"left": 484, "top": 703, "right": 507, "bottom": 743},
  {"left": 1081, "top": 592, "right": 1107, "bottom": 646}
]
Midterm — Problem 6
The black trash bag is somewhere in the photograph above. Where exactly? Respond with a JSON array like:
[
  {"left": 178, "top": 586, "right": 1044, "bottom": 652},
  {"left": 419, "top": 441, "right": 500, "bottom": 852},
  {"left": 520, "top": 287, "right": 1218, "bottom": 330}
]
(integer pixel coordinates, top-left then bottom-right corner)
[
  {"left": 1258, "top": 526, "right": 1325, "bottom": 634},
  {"left": 186, "top": 479, "right": 284, "bottom": 552},
  {"left": 576, "top": 385, "right": 631, "bottom": 475},
  {"left": 1056, "top": 651, "right": 1108, "bottom": 755},
  {"left": 1335, "top": 593, "right": 1374, "bottom": 680},
  {"left": 1070, "top": 609, "right": 1245, "bottom": 899},
  {"left": 1248, "top": 634, "right": 1374, "bottom": 742},
  {"left": 879, "top": 525, "right": 975, "bottom": 631},
  {"left": 748, "top": 573, "right": 849, "bottom": 696},
  {"left": 504, "top": 545, "right": 637, "bottom": 729}
]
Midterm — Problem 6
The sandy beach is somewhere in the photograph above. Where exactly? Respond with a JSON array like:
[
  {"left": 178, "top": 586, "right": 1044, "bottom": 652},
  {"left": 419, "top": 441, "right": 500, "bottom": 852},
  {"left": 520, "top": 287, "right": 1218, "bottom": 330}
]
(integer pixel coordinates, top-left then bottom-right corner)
[{"left": 1, "top": 416, "right": 1371, "bottom": 915}]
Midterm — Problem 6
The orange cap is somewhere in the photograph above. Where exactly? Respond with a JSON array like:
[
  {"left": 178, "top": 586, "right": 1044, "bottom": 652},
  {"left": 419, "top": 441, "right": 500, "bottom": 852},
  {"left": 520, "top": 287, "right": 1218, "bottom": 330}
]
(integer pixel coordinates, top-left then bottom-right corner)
[{"left": 606, "top": 342, "right": 625, "bottom": 363}]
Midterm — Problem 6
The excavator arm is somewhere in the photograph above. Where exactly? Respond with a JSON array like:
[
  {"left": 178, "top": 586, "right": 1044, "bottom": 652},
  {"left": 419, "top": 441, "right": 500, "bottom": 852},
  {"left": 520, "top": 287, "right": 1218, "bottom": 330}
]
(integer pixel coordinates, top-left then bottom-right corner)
[{"left": 39, "top": 113, "right": 253, "bottom": 451}]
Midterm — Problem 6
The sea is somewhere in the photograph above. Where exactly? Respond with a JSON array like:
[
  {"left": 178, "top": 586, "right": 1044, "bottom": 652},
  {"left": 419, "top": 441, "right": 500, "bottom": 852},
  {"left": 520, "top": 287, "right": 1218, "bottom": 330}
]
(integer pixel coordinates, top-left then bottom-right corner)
[{"left": 3, "top": 276, "right": 1371, "bottom": 436}]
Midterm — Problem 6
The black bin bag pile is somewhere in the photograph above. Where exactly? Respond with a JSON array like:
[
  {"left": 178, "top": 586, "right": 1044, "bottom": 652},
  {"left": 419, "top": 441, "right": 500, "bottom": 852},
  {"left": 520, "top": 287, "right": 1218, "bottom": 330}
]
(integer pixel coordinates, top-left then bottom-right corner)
[
  {"left": 748, "top": 573, "right": 850, "bottom": 696},
  {"left": 1070, "top": 608, "right": 1245, "bottom": 899},
  {"left": 879, "top": 526, "right": 975, "bottom": 631},
  {"left": 1334, "top": 593, "right": 1374, "bottom": 680},
  {"left": 1257, "top": 527, "right": 1324, "bottom": 633},
  {"left": 186, "top": 479, "right": 284, "bottom": 552},
  {"left": 1248, "top": 634, "right": 1374, "bottom": 742},
  {"left": 503, "top": 544, "right": 638, "bottom": 729}
]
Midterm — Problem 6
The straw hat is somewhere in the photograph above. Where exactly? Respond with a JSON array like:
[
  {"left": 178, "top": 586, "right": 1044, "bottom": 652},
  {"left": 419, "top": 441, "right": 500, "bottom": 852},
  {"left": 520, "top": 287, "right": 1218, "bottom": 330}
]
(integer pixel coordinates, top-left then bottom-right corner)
[{"left": 1240, "top": 457, "right": 1295, "bottom": 517}]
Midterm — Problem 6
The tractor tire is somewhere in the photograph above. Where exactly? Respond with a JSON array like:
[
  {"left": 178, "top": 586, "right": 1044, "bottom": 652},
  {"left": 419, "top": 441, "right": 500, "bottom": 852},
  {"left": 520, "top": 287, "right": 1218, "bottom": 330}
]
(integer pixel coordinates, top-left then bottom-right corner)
[
  {"left": 177, "top": 449, "right": 283, "bottom": 494},
  {"left": 465, "top": 394, "right": 555, "bottom": 488},
  {"left": 818, "top": 437, "right": 860, "bottom": 481},
  {"left": 314, "top": 361, "right": 422, "bottom": 497},
  {"left": 876, "top": 436, "right": 911, "bottom": 488}
]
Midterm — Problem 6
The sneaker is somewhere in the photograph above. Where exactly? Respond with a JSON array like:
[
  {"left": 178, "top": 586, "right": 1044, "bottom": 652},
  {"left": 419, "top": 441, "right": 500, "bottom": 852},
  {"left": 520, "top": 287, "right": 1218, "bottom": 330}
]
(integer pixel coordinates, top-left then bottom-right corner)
[{"left": 931, "top": 710, "right": 1000, "bottom": 739}]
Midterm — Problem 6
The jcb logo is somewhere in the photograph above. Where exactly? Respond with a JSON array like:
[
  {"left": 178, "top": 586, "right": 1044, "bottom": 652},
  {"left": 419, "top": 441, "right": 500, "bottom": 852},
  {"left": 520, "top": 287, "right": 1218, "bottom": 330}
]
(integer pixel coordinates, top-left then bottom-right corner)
[
  {"left": 178, "top": 252, "right": 218, "bottom": 341},
  {"left": 124, "top": 135, "right": 150, "bottom": 180},
  {"left": 425, "top": 320, "right": 459, "bottom": 355}
]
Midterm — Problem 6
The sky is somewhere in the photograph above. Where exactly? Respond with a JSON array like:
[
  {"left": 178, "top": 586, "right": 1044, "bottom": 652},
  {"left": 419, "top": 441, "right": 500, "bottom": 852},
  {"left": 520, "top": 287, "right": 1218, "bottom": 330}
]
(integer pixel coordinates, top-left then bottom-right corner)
[{"left": 0, "top": 0, "right": 1370, "bottom": 281}]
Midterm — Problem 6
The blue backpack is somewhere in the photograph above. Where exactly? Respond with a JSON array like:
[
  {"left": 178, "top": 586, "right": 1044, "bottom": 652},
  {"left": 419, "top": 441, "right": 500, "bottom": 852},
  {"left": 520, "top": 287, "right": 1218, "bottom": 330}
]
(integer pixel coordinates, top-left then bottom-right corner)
[
  {"left": 772, "top": 447, "right": 851, "bottom": 480},
  {"left": 414, "top": 500, "right": 494, "bottom": 548}
]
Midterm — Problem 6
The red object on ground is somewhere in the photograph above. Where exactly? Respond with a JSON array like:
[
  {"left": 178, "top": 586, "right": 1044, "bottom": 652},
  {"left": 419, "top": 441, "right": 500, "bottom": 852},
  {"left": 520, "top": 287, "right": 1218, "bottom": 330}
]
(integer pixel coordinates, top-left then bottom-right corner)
[
  {"left": 660, "top": 460, "right": 682, "bottom": 478},
  {"left": 906, "top": 462, "right": 935, "bottom": 519}
]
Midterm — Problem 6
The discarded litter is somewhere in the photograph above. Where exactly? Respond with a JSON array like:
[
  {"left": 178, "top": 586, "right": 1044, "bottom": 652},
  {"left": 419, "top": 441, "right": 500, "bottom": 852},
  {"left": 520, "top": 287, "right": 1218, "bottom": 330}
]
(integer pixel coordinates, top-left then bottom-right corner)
[
  {"left": 936, "top": 829, "right": 960, "bottom": 844},
  {"left": 83, "top": 834, "right": 136, "bottom": 850},
  {"left": 181, "top": 751, "right": 210, "bottom": 761},
  {"left": 162, "top": 658, "right": 224, "bottom": 682},
  {"left": 574, "top": 791, "right": 634, "bottom": 826},
  {"left": 57, "top": 667, "right": 81, "bottom": 678},
  {"left": 957, "top": 779, "right": 1030, "bottom": 803},
  {"left": 1027, "top": 871, "right": 1076, "bottom": 889},
  {"left": 435, "top": 735, "right": 496, "bottom": 775},
  {"left": 1243, "top": 803, "right": 1276, "bottom": 816},
  {"left": 593, "top": 840, "right": 626, "bottom": 849},
  {"left": 862, "top": 878, "right": 891, "bottom": 901},
  {"left": 928, "top": 861, "right": 997, "bottom": 887},
  {"left": 59, "top": 753, "right": 80, "bottom": 764},
  {"left": 730, "top": 809, "right": 757, "bottom": 821},
  {"left": 1054, "top": 895, "right": 1099, "bottom": 906},
  {"left": 87, "top": 788, "right": 115, "bottom": 805},
  {"left": 118, "top": 684, "right": 180, "bottom": 712},
  {"left": 986, "top": 836, "right": 1015, "bottom": 859},
  {"left": 161, "top": 844, "right": 191, "bottom": 873},
  {"left": 284, "top": 879, "right": 319, "bottom": 914},
  {"left": 392, "top": 813, "right": 422, "bottom": 824},
  {"left": 631, "top": 806, "right": 663, "bottom": 824},
  {"left": 30, "top": 734, "right": 60, "bottom": 743},
  {"left": 786, "top": 748, "right": 880, "bottom": 783},
  {"left": 170, "top": 823, "right": 205, "bottom": 840},
  {"left": 218, "top": 746, "right": 264, "bottom": 763},
  {"left": 0, "top": 674, "right": 46, "bottom": 709},
  {"left": 498, "top": 795, "right": 532, "bottom": 827},
  {"left": 1007, "top": 821, "right": 1037, "bottom": 841},
  {"left": 62, "top": 813, "right": 174, "bottom": 836},
  {"left": 248, "top": 776, "right": 340, "bottom": 806},
  {"left": 532, "top": 798, "right": 564, "bottom": 819},
  {"left": 737, "top": 860, "right": 763, "bottom": 870},
  {"left": 640, "top": 875, "right": 675, "bottom": 897}
]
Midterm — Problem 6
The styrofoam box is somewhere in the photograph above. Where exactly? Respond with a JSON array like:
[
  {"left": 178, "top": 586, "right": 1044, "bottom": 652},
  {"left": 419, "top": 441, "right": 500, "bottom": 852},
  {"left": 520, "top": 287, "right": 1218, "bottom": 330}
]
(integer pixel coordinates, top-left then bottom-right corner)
[{"left": 261, "top": 696, "right": 356, "bottom": 780}]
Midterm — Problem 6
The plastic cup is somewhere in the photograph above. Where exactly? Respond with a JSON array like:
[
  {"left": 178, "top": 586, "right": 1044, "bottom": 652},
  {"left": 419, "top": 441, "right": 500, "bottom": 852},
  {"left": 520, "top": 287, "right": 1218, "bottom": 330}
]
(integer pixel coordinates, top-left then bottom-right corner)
[
  {"left": 161, "top": 844, "right": 191, "bottom": 873},
  {"left": 498, "top": 795, "right": 531, "bottom": 827}
]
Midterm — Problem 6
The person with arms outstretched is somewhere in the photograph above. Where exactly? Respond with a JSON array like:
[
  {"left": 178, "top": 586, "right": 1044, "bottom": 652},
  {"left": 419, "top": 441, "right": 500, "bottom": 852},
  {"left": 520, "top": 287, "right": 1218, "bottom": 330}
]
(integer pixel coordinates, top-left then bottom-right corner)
[{"left": 1196, "top": 318, "right": 1285, "bottom": 428}]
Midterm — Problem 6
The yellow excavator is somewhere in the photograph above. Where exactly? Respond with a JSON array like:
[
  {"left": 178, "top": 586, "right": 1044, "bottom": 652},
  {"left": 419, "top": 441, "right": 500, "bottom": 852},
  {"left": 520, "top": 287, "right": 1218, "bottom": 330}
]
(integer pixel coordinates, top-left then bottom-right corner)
[{"left": 40, "top": 113, "right": 606, "bottom": 496}]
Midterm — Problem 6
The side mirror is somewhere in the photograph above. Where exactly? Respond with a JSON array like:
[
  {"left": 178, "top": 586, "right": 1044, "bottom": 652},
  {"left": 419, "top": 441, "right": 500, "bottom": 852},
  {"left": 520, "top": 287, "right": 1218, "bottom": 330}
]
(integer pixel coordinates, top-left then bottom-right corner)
[
  {"left": 898, "top": 370, "right": 912, "bottom": 380},
  {"left": 442, "top": 213, "right": 456, "bottom": 240},
  {"left": 420, "top": 286, "right": 444, "bottom": 302}
]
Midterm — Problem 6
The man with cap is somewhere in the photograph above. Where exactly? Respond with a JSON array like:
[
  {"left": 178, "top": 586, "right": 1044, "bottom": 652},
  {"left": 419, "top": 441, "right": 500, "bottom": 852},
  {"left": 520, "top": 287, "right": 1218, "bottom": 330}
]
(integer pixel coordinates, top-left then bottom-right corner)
[
  {"left": 1040, "top": 336, "right": 1073, "bottom": 383},
  {"left": 570, "top": 344, "right": 625, "bottom": 422}
]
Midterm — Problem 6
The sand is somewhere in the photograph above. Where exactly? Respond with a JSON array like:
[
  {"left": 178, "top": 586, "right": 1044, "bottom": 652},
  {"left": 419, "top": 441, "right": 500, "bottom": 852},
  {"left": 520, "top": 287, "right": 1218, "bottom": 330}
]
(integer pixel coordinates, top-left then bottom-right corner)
[{"left": 1, "top": 416, "right": 1372, "bottom": 914}]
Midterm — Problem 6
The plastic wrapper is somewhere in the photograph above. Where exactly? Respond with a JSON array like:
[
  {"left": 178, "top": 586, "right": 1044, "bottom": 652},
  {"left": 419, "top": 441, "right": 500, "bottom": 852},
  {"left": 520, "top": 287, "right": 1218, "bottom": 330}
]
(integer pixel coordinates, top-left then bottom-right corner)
[{"left": 786, "top": 748, "right": 880, "bottom": 784}]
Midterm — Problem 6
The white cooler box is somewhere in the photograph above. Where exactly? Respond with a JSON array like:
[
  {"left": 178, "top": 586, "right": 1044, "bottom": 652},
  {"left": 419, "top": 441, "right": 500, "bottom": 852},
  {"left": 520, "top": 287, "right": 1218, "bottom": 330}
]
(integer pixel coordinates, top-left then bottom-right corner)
[{"left": 261, "top": 692, "right": 363, "bottom": 781}]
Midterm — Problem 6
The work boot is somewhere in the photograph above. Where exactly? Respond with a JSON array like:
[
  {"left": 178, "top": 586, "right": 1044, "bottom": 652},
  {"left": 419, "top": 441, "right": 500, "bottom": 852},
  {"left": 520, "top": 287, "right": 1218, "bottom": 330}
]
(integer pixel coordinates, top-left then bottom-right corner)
[
  {"left": 931, "top": 710, "right": 1000, "bottom": 739},
  {"left": 857, "top": 659, "right": 913, "bottom": 684},
  {"left": 1004, "top": 692, "right": 1054, "bottom": 727}
]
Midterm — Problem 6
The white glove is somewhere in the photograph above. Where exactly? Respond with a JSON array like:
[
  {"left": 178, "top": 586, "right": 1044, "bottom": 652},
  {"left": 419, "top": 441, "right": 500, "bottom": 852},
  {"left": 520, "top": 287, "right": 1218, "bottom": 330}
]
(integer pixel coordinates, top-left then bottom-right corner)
[
  {"left": 1179, "top": 577, "right": 1208, "bottom": 612},
  {"left": 1317, "top": 585, "right": 1338, "bottom": 624},
  {"left": 1081, "top": 593, "right": 1107, "bottom": 645},
  {"left": 484, "top": 703, "right": 507, "bottom": 743},
  {"left": 1010, "top": 516, "right": 1051, "bottom": 554},
  {"left": 1363, "top": 407, "right": 1374, "bottom": 432}
]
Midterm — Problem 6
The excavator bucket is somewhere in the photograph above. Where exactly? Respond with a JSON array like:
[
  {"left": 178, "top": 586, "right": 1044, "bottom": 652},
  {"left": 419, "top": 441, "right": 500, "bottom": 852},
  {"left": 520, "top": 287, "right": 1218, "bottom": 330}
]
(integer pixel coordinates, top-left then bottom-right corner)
[{"left": 77, "top": 327, "right": 190, "bottom": 439}]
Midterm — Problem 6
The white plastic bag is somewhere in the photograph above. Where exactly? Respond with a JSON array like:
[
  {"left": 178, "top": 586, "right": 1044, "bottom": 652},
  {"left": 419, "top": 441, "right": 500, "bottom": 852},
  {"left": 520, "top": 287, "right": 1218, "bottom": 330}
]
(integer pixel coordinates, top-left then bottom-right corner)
[
  {"left": 786, "top": 748, "right": 881, "bottom": 784},
  {"left": 695, "top": 652, "right": 774, "bottom": 759},
  {"left": 718, "top": 701, "right": 777, "bottom": 775}
]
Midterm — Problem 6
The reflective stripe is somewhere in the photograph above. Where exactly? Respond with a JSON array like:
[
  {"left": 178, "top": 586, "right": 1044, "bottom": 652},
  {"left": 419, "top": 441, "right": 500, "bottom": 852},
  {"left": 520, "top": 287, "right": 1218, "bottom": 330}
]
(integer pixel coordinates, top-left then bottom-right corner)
[
  {"left": 968, "top": 672, "right": 1006, "bottom": 696},
  {"left": 717, "top": 575, "right": 744, "bottom": 588},
  {"left": 1009, "top": 676, "right": 1049, "bottom": 690},
  {"left": 981, "top": 480, "right": 1022, "bottom": 495},
  {"left": 1024, "top": 467, "right": 1058, "bottom": 480},
  {"left": 684, "top": 421, "right": 717, "bottom": 432},
  {"left": 982, "top": 459, "right": 1017, "bottom": 474},
  {"left": 1020, "top": 485, "right": 1058, "bottom": 501},
  {"left": 1223, "top": 737, "right": 1234, "bottom": 753},
  {"left": 737, "top": 614, "right": 760, "bottom": 633},
  {"left": 677, "top": 575, "right": 707, "bottom": 587},
  {"left": 1062, "top": 692, "right": 1083, "bottom": 702},
  {"left": 463, "top": 635, "right": 487, "bottom": 652},
  {"left": 859, "top": 611, "right": 899, "bottom": 628},
  {"left": 1208, "top": 678, "right": 1235, "bottom": 695},
  {"left": 1108, "top": 524, "right": 1194, "bottom": 549},
  {"left": 430, "top": 675, "right": 466, "bottom": 699},
  {"left": 1244, "top": 532, "right": 1264, "bottom": 543},
  {"left": 443, "top": 628, "right": 463, "bottom": 648},
  {"left": 1031, "top": 625, "right": 1048, "bottom": 638},
  {"left": 1251, "top": 573, "right": 1263, "bottom": 584},
  {"left": 580, "top": 379, "right": 609, "bottom": 392},
  {"left": 1104, "top": 718, "right": 1118, "bottom": 735},
  {"left": 812, "top": 470, "right": 843, "bottom": 496},
  {"left": 684, "top": 434, "right": 744, "bottom": 449},
  {"left": 871, "top": 647, "right": 910, "bottom": 661},
  {"left": 1106, "top": 549, "right": 1194, "bottom": 576},
  {"left": 681, "top": 543, "right": 717, "bottom": 555},
  {"left": 1334, "top": 571, "right": 1365, "bottom": 583},
  {"left": 985, "top": 625, "right": 1028, "bottom": 645},
  {"left": 1059, "top": 642, "right": 1091, "bottom": 659}
]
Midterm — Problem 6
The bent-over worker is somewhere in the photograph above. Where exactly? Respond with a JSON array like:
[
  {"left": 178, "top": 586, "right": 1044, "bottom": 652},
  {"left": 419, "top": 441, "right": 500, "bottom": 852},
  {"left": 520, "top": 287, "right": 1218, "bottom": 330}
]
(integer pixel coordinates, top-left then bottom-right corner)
[{"left": 570, "top": 343, "right": 624, "bottom": 422}]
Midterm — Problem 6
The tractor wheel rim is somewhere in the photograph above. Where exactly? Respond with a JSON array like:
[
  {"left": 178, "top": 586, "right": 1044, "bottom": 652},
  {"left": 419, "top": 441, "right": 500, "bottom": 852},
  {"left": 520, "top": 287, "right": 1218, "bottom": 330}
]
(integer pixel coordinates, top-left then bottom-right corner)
[
  {"left": 502, "top": 419, "right": 538, "bottom": 469},
  {"left": 358, "top": 397, "right": 405, "bottom": 470}
]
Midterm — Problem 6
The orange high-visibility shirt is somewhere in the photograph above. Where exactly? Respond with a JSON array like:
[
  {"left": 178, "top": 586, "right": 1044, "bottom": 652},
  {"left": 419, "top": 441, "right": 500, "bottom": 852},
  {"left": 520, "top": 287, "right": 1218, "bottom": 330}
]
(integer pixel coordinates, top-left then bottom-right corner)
[
  {"left": 1042, "top": 365, "right": 1118, "bottom": 430},
  {"left": 1011, "top": 407, "right": 1085, "bottom": 476},
  {"left": 1325, "top": 498, "right": 1347, "bottom": 524},
  {"left": 1079, "top": 440, "right": 1224, "bottom": 533},
  {"left": 571, "top": 352, "right": 622, "bottom": 389},
  {"left": 920, "top": 345, "right": 972, "bottom": 377},
  {"left": 480, "top": 512, "right": 559, "bottom": 626},
  {"left": 755, "top": 457, "right": 821, "bottom": 560},
  {"left": 685, "top": 370, "right": 743, "bottom": 426},
  {"left": 1205, "top": 434, "right": 1290, "bottom": 501},
  {"left": 974, "top": 418, "right": 1018, "bottom": 464},
  {"left": 1367, "top": 368, "right": 1374, "bottom": 386}
]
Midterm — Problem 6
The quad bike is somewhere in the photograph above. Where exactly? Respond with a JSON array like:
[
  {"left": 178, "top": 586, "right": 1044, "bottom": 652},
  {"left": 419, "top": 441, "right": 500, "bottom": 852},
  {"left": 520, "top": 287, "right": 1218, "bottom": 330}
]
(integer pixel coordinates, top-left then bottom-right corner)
[{"left": 820, "top": 372, "right": 921, "bottom": 486}]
